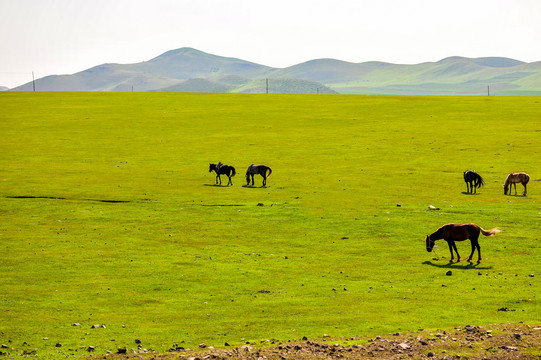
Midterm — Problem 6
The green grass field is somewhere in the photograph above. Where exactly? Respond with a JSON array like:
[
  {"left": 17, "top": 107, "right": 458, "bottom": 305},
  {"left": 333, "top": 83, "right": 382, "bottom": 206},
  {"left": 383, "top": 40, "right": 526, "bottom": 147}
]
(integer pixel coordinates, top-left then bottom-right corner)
[{"left": 0, "top": 93, "right": 539, "bottom": 358}]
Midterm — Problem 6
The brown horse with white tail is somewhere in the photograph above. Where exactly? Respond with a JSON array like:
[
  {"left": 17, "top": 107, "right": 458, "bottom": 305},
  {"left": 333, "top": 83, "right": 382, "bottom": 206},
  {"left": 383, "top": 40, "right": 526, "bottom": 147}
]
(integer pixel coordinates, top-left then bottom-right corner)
[
  {"left": 425, "top": 223, "right": 500, "bottom": 263},
  {"left": 503, "top": 172, "right": 529, "bottom": 196}
]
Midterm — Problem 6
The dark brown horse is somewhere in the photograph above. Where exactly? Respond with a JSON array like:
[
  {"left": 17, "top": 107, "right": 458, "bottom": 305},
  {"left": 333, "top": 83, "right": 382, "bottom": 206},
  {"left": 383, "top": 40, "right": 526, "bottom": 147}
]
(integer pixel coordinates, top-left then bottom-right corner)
[
  {"left": 209, "top": 162, "right": 236, "bottom": 186},
  {"left": 245, "top": 164, "right": 272, "bottom": 186},
  {"left": 425, "top": 223, "right": 499, "bottom": 263},
  {"left": 463, "top": 170, "right": 484, "bottom": 194},
  {"left": 503, "top": 172, "right": 529, "bottom": 196}
]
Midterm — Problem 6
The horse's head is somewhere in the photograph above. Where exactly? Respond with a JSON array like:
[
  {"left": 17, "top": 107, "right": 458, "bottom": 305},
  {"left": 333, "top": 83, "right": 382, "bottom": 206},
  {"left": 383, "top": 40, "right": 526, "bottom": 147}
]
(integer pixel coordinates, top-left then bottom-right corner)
[
  {"left": 209, "top": 163, "right": 215, "bottom": 172},
  {"left": 425, "top": 235, "right": 435, "bottom": 252},
  {"left": 503, "top": 184, "right": 509, "bottom": 195},
  {"left": 246, "top": 173, "right": 251, "bottom": 185}
]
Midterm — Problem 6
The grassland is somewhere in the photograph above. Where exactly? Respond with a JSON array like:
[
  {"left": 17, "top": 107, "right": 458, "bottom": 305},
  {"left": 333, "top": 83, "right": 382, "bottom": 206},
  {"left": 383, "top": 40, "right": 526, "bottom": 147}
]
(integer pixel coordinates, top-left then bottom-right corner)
[{"left": 0, "top": 93, "right": 539, "bottom": 358}]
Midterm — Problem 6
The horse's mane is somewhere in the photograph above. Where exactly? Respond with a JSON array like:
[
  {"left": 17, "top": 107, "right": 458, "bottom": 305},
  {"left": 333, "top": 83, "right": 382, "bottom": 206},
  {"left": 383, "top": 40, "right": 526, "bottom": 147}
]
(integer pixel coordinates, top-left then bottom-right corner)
[{"left": 429, "top": 224, "right": 449, "bottom": 240}]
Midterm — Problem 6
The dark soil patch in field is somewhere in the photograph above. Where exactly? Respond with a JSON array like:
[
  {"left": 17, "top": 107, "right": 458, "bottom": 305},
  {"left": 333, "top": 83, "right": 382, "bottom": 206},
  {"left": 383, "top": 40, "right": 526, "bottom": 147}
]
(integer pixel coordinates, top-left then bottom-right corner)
[
  {"left": 6, "top": 195, "right": 68, "bottom": 200},
  {"left": 200, "top": 204, "right": 246, "bottom": 207},
  {"left": 94, "top": 324, "right": 540, "bottom": 359},
  {"left": 6, "top": 196, "right": 131, "bottom": 203}
]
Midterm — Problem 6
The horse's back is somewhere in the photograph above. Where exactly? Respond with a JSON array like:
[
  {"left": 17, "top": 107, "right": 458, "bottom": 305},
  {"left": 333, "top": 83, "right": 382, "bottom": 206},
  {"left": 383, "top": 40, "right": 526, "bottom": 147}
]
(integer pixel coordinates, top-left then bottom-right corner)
[
  {"left": 507, "top": 172, "right": 530, "bottom": 184},
  {"left": 247, "top": 164, "right": 270, "bottom": 173},
  {"left": 464, "top": 170, "right": 483, "bottom": 182},
  {"left": 443, "top": 223, "right": 480, "bottom": 240}
]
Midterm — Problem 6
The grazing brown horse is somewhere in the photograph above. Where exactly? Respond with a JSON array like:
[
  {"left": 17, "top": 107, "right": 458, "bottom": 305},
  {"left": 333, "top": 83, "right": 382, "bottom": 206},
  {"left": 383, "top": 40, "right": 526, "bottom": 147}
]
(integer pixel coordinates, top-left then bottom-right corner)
[
  {"left": 245, "top": 164, "right": 272, "bottom": 186},
  {"left": 425, "top": 223, "right": 499, "bottom": 263},
  {"left": 503, "top": 172, "right": 530, "bottom": 196}
]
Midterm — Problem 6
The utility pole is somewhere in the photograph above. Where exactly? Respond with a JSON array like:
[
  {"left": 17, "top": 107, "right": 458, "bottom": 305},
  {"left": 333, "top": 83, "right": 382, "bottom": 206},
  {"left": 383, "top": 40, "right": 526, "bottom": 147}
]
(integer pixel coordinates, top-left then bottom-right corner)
[
  {"left": 266, "top": 79, "right": 269, "bottom": 94},
  {"left": 32, "top": 71, "right": 36, "bottom": 91},
  {"left": 487, "top": 85, "right": 490, "bottom": 96}
]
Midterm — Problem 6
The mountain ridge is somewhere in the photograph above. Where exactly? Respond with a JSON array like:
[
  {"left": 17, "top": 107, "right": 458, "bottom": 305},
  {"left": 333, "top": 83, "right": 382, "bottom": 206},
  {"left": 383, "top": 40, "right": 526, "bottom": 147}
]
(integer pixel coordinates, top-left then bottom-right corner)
[{"left": 9, "top": 48, "right": 541, "bottom": 95}]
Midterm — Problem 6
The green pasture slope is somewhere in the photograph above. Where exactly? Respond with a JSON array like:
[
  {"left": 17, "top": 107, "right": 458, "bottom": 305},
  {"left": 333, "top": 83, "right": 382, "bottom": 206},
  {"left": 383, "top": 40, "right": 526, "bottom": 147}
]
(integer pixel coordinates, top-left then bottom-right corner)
[{"left": 0, "top": 92, "right": 539, "bottom": 358}]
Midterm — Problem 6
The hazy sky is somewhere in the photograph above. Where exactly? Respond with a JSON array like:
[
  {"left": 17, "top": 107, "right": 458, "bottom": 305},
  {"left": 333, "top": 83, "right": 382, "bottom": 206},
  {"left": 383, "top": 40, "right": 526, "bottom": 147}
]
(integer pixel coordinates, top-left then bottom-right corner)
[{"left": 1, "top": 0, "right": 540, "bottom": 88}]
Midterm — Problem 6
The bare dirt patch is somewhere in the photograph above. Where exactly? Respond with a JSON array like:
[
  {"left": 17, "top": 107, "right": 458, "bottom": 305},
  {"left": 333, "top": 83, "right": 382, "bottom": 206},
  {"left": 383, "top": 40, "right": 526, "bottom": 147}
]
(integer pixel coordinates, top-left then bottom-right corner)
[{"left": 95, "top": 323, "right": 540, "bottom": 359}]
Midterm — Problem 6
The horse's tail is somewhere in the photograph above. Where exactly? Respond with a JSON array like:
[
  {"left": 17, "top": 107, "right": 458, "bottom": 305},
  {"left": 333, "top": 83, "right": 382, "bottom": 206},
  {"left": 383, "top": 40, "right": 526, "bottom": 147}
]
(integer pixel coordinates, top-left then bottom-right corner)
[
  {"left": 231, "top": 166, "right": 236, "bottom": 177},
  {"left": 480, "top": 227, "right": 500, "bottom": 236},
  {"left": 266, "top": 166, "right": 272, "bottom": 177},
  {"left": 476, "top": 174, "right": 485, "bottom": 187}
]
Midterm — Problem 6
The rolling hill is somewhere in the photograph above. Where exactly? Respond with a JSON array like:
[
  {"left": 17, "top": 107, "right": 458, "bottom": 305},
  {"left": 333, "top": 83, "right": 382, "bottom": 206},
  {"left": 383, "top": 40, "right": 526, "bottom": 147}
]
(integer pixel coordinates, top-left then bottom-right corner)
[{"left": 10, "top": 47, "right": 541, "bottom": 94}]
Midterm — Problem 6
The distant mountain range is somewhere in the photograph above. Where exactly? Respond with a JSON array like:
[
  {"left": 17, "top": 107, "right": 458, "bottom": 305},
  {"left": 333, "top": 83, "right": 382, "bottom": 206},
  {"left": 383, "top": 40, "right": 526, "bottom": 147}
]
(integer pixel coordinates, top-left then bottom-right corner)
[{"left": 9, "top": 47, "right": 541, "bottom": 95}]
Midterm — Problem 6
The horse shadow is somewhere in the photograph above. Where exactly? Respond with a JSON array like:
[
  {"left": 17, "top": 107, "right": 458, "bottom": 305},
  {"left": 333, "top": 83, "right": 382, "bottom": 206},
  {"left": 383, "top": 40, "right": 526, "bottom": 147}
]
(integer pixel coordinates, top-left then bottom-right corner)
[
  {"left": 203, "top": 184, "right": 231, "bottom": 187},
  {"left": 242, "top": 184, "right": 268, "bottom": 189},
  {"left": 461, "top": 191, "right": 481, "bottom": 196},
  {"left": 422, "top": 260, "right": 493, "bottom": 270}
]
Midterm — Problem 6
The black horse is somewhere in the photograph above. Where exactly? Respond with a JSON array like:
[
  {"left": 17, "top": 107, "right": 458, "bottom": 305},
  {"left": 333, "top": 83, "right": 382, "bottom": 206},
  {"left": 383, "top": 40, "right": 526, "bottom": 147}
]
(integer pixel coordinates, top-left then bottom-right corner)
[
  {"left": 209, "top": 162, "right": 236, "bottom": 186},
  {"left": 245, "top": 164, "right": 272, "bottom": 187},
  {"left": 463, "top": 170, "right": 484, "bottom": 194}
]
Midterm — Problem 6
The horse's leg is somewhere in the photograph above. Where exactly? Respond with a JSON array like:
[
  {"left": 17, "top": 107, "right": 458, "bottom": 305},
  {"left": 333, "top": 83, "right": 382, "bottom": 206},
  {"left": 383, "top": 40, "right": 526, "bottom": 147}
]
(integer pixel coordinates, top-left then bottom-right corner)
[
  {"left": 228, "top": 175, "right": 232, "bottom": 186},
  {"left": 513, "top": 182, "right": 517, "bottom": 195},
  {"left": 468, "top": 235, "right": 481, "bottom": 263},
  {"left": 467, "top": 239, "right": 475, "bottom": 262},
  {"left": 215, "top": 175, "right": 219, "bottom": 184},
  {"left": 453, "top": 242, "right": 461, "bottom": 262},
  {"left": 523, "top": 182, "right": 527, "bottom": 196},
  {"left": 447, "top": 241, "right": 455, "bottom": 262},
  {"left": 262, "top": 174, "right": 266, "bottom": 186},
  {"left": 251, "top": 174, "right": 255, "bottom": 186}
]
